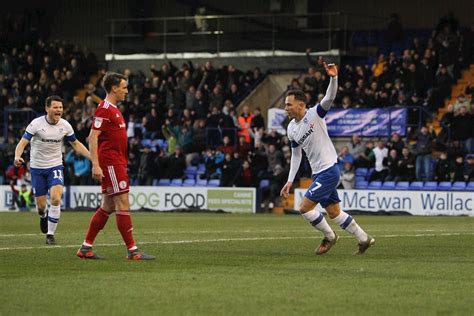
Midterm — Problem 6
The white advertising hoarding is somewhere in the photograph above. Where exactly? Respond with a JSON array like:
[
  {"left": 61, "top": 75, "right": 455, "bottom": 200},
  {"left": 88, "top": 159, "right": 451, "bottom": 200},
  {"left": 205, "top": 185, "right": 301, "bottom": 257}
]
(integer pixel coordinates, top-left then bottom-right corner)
[
  {"left": 68, "top": 186, "right": 256, "bottom": 213},
  {"left": 294, "top": 189, "right": 473, "bottom": 216}
]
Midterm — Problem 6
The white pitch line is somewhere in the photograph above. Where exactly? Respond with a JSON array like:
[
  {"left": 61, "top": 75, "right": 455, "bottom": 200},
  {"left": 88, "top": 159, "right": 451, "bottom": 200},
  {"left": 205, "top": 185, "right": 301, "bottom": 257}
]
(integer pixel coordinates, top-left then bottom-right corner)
[
  {"left": 0, "top": 232, "right": 473, "bottom": 251},
  {"left": 1, "top": 229, "right": 473, "bottom": 238}
]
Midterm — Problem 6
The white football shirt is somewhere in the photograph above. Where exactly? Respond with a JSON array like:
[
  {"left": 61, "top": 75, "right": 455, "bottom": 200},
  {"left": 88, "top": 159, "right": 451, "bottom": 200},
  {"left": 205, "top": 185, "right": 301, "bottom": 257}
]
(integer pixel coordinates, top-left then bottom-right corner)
[
  {"left": 24, "top": 116, "right": 76, "bottom": 169},
  {"left": 287, "top": 105, "right": 338, "bottom": 175}
]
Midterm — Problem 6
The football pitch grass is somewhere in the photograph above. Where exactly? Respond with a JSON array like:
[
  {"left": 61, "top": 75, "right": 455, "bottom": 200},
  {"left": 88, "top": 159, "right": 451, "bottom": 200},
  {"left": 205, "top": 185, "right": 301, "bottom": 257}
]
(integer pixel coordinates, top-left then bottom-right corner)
[{"left": 0, "top": 212, "right": 473, "bottom": 316}]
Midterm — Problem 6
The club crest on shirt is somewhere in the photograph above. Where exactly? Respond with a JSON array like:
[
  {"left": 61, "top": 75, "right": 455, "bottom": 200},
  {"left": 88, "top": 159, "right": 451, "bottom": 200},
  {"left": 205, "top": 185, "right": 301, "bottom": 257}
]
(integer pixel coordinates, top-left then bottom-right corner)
[
  {"left": 119, "top": 181, "right": 127, "bottom": 189},
  {"left": 94, "top": 118, "right": 103, "bottom": 128},
  {"left": 303, "top": 118, "right": 308, "bottom": 124}
]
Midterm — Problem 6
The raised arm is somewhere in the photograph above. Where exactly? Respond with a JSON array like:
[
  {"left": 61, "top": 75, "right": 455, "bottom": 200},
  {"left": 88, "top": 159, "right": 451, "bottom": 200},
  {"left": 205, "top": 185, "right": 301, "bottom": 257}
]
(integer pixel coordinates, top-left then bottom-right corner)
[{"left": 319, "top": 62, "right": 338, "bottom": 112}]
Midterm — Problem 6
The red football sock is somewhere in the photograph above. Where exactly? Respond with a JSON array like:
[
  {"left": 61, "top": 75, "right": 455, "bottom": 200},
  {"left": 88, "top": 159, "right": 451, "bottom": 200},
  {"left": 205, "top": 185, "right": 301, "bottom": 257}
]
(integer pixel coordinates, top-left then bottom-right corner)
[
  {"left": 115, "top": 211, "right": 136, "bottom": 250},
  {"left": 84, "top": 208, "right": 110, "bottom": 245}
]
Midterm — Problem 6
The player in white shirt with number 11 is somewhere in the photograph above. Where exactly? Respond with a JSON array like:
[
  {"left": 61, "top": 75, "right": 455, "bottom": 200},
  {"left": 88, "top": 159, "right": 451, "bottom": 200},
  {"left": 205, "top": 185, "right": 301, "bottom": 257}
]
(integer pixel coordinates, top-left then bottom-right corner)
[
  {"left": 14, "top": 96, "right": 91, "bottom": 245},
  {"left": 280, "top": 62, "right": 375, "bottom": 255}
]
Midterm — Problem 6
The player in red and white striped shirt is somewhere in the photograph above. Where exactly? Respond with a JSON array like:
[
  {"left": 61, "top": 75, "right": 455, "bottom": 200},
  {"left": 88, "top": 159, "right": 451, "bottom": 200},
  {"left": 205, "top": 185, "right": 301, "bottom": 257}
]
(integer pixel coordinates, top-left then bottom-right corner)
[{"left": 77, "top": 72, "right": 155, "bottom": 260}]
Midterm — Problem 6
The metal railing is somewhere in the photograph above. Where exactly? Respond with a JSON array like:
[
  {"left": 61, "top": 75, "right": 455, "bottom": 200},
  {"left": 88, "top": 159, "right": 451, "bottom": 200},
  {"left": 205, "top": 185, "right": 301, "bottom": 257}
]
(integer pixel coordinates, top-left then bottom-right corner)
[{"left": 106, "top": 13, "right": 386, "bottom": 56}]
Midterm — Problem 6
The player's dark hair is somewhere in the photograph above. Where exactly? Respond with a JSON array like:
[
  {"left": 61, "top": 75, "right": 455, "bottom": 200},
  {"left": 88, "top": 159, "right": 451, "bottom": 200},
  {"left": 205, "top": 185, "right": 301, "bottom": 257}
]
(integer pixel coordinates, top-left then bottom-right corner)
[
  {"left": 45, "top": 95, "right": 63, "bottom": 107},
  {"left": 102, "top": 72, "right": 127, "bottom": 93},
  {"left": 286, "top": 89, "right": 307, "bottom": 103}
]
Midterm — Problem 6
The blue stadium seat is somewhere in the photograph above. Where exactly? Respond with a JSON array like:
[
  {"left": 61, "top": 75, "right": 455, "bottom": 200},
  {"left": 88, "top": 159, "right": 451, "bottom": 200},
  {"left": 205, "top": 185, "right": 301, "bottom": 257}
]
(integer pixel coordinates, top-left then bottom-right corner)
[
  {"left": 259, "top": 179, "right": 270, "bottom": 188},
  {"left": 197, "top": 164, "right": 206, "bottom": 173},
  {"left": 409, "top": 181, "right": 424, "bottom": 190},
  {"left": 157, "top": 178, "right": 171, "bottom": 186},
  {"left": 467, "top": 182, "right": 474, "bottom": 191},
  {"left": 368, "top": 181, "right": 382, "bottom": 189},
  {"left": 437, "top": 181, "right": 452, "bottom": 191},
  {"left": 185, "top": 166, "right": 198, "bottom": 179},
  {"left": 355, "top": 168, "right": 368, "bottom": 177},
  {"left": 208, "top": 179, "right": 220, "bottom": 187},
  {"left": 424, "top": 181, "right": 438, "bottom": 190},
  {"left": 452, "top": 181, "right": 466, "bottom": 191},
  {"left": 367, "top": 168, "right": 375, "bottom": 179},
  {"left": 140, "top": 139, "right": 152, "bottom": 147},
  {"left": 395, "top": 181, "right": 409, "bottom": 190},
  {"left": 355, "top": 176, "right": 366, "bottom": 182},
  {"left": 355, "top": 180, "right": 368, "bottom": 189},
  {"left": 171, "top": 178, "right": 183, "bottom": 186},
  {"left": 196, "top": 178, "right": 208, "bottom": 186},
  {"left": 382, "top": 181, "right": 396, "bottom": 189},
  {"left": 183, "top": 179, "right": 196, "bottom": 186}
]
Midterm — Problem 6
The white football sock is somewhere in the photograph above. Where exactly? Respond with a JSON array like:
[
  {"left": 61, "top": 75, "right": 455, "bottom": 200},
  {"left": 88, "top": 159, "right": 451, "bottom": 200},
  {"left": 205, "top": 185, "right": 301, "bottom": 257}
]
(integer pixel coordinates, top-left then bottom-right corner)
[
  {"left": 302, "top": 210, "right": 335, "bottom": 240},
  {"left": 332, "top": 211, "right": 368, "bottom": 242},
  {"left": 47, "top": 204, "right": 61, "bottom": 235}
]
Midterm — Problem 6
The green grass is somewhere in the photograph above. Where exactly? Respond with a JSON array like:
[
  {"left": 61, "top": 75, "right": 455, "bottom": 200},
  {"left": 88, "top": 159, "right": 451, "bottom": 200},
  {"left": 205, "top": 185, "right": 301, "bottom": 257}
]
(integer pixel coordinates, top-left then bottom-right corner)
[{"left": 0, "top": 212, "right": 473, "bottom": 316}]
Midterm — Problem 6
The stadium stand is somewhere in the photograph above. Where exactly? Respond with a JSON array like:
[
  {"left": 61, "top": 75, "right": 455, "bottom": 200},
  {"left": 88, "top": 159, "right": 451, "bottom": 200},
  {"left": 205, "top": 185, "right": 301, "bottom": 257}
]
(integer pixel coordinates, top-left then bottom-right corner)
[{"left": 1, "top": 11, "right": 473, "bottom": 214}]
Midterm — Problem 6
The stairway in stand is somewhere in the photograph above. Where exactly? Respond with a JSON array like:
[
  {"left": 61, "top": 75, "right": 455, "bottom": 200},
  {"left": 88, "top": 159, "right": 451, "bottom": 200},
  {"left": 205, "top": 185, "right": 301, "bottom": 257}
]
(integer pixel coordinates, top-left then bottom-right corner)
[{"left": 429, "top": 64, "right": 474, "bottom": 133}]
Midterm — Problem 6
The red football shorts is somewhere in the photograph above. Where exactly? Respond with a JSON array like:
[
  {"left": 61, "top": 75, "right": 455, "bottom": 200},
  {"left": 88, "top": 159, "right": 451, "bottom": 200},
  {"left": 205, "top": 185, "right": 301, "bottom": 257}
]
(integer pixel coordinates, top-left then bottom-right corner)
[{"left": 101, "top": 164, "right": 130, "bottom": 196}]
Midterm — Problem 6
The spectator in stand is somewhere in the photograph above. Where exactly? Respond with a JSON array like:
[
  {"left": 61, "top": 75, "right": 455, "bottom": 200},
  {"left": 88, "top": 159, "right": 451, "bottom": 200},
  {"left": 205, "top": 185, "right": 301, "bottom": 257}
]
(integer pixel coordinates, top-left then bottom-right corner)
[
  {"left": 438, "top": 104, "right": 455, "bottom": 146},
  {"left": 264, "top": 144, "right": 284, "bottom": 180},
  {"left": 248, "top": 141, "right": 268, "bottom": 180},
  {"left": 65, "top": 150, "right": 92, "bottom": 185},
  {"left": 191, "top": 119, "right": 207, "bottom": 154},
  {"left": 234, "top": 160, "right": 255, "bottom": 187},
  {"left": 412, "top": 126, "right": 436, "bottom": 181},
  {"left": 398, "top": 147, "right": 416, "bottom": 181},
  {"left": 454, "top": 94, "right": 471, "bottom": 113},
  {"left": 451, "top": 106, "right": 474, "bottom": 151},
  {"left": 355, "top": 140, "right": 375, "bottom": 168},
  {"left": 164, "top": 146, "right": 186, "bottom": 180},
  {"left": 384, "top": 149, "right": 399, "bottom": 181},
  {"left": 340, "top": 162, "right": 355, "bottom": 189},
  {"left": 218, "top": 136, "right": 235, "bottom": 155},
  {"left": 465, "top": 154, "right": 474, "bottom": 181},
  {"left": 238, "top": 105, "right": 253, "bottom": 143},
  {"left": 337, "top": 146, "right": 354, "bottom": 170},
  {"left": 162, "top": 120, "right": 178, "bottom": 156},
  {"left": 9, "top": 181, "right": 33, "bottom": 211},
  {"left": 220, "top": 153, "right": 241, "bottom": 187},
  {"left": 387, "top": 132, "right": 405, "bottom": 154},
  {"left": 250, "top": 107, "right": 265, "bottom": 131},
  {"left": 175, "top": 124, "right": 194, "bottom": 154},
  {"left": 434, "top": 152, "right": 451, "bottom": 181},
  {"left": 201, "top": 149, "right": 224, "bottom": 180},
  {"left": 447, "top": 140, "right": 466, "bottom": 160},
  {"left": 451, "top": 156, "right": 465, "bottom": 181},
  {"left": 370, "top": 140, "right": 388, "bottom": 181},
  {"left": 237, "top": 135, "right": 252, "bottom": 161},
  {"left": 137, "top": 145, "right": 156, "bottom": 185},
  {"left": 432, "top": 65, "right": 453, "bottom": 108},
  {"left": 348, "top": 134, "right": 365, "bottom": 162}
]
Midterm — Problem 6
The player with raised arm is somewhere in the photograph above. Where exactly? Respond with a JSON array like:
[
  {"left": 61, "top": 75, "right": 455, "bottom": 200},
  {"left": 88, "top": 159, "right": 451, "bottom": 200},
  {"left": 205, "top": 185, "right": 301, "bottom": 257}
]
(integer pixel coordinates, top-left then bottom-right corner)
[
  {"left": 14, "top": 95, "right": 91, "bottom": 245},
  {"left": 76, "top": 72, "right": 155, "bottom": 260},
  {"left": 280, "top": 62, "right": 375, "bottom": 255}
]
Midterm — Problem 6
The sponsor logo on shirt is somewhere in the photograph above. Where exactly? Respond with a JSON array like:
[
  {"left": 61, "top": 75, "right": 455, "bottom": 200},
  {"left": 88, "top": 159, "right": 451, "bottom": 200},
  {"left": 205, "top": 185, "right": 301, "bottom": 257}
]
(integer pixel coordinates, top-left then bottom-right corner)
[
  {"left": 298, "top": 127, "right": 314, "bottom": 145},
  {"left": 41, "top": 139, "right": 62, "bottom": 143},
  {"left": 119, "top": 123, "right": 126, "bottom": 128}
]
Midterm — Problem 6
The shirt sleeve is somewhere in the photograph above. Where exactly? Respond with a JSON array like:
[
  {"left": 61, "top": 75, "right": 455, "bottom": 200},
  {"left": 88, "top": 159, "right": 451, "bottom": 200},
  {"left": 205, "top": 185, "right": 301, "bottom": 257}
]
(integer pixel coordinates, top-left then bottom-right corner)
[
  {"left": 91, "top": 107, "right": 109, "bottom": 131},
  {"left": 64, "top": 120, "right": 77, "bottom": 142}
]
